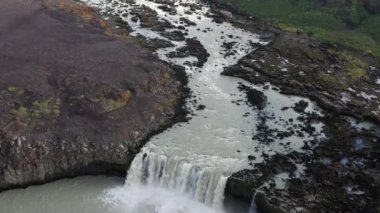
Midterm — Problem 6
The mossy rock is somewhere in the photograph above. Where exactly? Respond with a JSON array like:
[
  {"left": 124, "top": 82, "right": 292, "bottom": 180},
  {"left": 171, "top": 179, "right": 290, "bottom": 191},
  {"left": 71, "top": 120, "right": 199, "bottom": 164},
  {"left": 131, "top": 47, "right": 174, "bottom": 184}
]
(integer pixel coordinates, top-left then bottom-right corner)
[
  {"left": 277, "top": 23, "right": 301, "bottom": 33},
  {"left": 303, "top": 47, "right": 325, "bottom": 61},
  {"left": 317, "top": 73, "right": 346, "bottom": 89},
  {"left": 6, "top": 86, "right": 25, "bottom": 96},
  {"left": 337, "top": 51, "right": 369, "bottom": 81},
  {"left": 100, "top": 90, "right": 132, "bottom": 112},
  {"left": 13, "top": 98, "right": 61, "bottom": 124}
]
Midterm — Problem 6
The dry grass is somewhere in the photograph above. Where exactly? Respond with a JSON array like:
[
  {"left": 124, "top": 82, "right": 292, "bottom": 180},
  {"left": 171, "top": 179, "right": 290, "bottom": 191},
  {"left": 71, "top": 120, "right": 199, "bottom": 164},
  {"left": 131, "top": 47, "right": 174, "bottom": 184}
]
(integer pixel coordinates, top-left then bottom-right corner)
[{"left": 43, "top": 0, "right": 128, "bottom": 39}]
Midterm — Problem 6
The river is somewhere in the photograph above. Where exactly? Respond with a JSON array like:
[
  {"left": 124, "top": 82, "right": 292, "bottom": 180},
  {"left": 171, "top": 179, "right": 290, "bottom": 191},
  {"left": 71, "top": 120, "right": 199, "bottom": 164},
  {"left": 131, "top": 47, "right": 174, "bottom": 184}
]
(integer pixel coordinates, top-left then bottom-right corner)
[{"left": 0, "top": 0, "right": 325, "bottom": 212}]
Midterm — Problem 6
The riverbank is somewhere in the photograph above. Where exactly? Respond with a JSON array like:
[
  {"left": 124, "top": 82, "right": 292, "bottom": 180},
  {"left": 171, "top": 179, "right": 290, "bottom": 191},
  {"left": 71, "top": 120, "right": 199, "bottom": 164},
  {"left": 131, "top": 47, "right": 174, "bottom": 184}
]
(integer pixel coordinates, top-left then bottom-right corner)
[
  {"left": 201, "top": 1, "right": 380, "bottom": 212},
  {"left": 208, "top": 0, "right": 380, "bottom": 58},
  {"left": 0, "top": 0, "right": 187, "bottom": 191}
]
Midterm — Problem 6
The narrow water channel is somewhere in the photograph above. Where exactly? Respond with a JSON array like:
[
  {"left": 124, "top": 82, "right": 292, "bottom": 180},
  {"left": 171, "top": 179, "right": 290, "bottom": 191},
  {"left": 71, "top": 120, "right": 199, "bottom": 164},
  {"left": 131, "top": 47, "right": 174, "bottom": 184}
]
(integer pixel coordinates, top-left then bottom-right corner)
[{"left": 0, "top": 0, "right": 325, "bottom": 212}]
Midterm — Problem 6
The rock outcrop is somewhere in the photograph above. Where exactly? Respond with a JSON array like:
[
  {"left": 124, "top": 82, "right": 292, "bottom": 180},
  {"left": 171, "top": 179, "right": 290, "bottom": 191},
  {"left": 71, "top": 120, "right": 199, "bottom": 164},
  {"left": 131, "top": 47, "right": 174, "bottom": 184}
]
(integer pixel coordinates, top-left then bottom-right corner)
[{"left": 0, "top": 0, "right": 186, "bottom": 190}]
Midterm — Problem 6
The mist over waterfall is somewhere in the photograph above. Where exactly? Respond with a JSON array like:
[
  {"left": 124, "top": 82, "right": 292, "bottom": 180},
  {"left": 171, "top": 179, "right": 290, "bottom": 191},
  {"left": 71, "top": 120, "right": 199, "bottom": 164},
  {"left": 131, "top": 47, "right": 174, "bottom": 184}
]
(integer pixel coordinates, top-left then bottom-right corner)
[{"left": 125, "top": 149, "right": 229, "bottom": 209}]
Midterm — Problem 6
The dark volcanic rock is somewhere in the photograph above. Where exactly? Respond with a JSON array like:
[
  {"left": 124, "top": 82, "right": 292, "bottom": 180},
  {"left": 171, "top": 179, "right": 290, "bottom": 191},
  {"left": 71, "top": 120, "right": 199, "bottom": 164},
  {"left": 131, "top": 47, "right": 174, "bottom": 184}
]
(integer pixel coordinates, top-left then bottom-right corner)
[
  {"left": 135, "top": 35, "right": 175, "bottom": 51},
  {"left": 293, "top": 100, "right": 309, "bottom": 113},
  {"left": 131, "top": 5, "right": 174, "bottom": 31},
  {"left": 0, "top": 0, "right": 186, "bottom": 190},
  {"left": 196, "top": 104, "right": 206, "bottom": 110},
  {"left": 238, "top": 85, "right": 267, "bottom": 110},
  {"left": 176, "top": 38, "right": 210, "bottom": 67},
  {"left": 222, "top": 30, "right": 380, "bottom": 124},
  {"left": 179, "top": 17, "right": 196, "bottom": 26},
  {"left": 227, "top": 116, "right": 380, "bottom": 212},
  {"left": 161, "top": 30, "right": 186, "bottom": 41}
]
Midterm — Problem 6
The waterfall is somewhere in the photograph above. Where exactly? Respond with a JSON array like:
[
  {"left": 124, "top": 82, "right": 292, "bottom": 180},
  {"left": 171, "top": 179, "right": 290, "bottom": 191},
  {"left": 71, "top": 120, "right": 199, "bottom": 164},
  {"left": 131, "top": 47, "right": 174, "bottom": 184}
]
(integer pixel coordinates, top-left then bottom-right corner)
[
  {"left": 248, "top": 191, "right": 259, "bottom": 213},
  {"left": 126, "top": 149, "right": 229, "bottom": 209},
  {"left": 248, "top": 184, "right": 267, "bottom": 213}
]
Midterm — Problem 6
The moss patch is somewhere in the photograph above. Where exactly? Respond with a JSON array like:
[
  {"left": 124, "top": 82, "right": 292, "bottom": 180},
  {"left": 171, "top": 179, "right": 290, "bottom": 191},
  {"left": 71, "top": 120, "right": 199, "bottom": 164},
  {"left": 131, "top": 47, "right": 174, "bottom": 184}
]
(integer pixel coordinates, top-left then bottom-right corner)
[
  {"left": 277, "top": 23, "right": 301, "bottom": 33},
  {"left": 6, "top": 86, "right": 25, "bottom": 96},
  {"left": 100, "top": 90, "right": 132, "bottom": 112},
  {"left": 317, "top": 73, "right": 346, "bottom": 90},
  {"left": 13, "top": 98, "right": 61, "bottom": 124},
  {"left": 221, "top": 0, "right": 380, "bottom": 58},
  {"left": 303, "top": 48, "right": 325, "bottom": 62},
  {"left": 339, "top": 52, "right": 370, "bottom": 81}
]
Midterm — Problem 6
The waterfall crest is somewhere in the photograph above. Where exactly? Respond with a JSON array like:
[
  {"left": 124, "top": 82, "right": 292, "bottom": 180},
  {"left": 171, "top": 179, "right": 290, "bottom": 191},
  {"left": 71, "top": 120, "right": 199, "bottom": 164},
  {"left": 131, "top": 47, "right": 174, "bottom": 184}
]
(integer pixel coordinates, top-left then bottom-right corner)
[{"left": 126, "top": 149, "right": 233, "bottom": 209}]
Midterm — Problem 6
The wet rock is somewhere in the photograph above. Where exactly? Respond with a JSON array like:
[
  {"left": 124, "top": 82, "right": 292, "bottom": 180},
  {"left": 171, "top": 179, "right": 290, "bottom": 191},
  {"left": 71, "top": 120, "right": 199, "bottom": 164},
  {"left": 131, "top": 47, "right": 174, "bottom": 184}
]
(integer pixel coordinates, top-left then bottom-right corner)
[
  {"left": 293, "top": 100, "right": 309, "bottom": 113},
  {"left": 213, "top": 17, "right": 224, "bottom": 24},
  {"left": 179, "top": 17, "right": 196, "bottom": 26},
  {"left": 166, "top": 51, "right": 190, "bottom": 58},
  {"left": 176, "top": 38, "right": 210, "bottom": 67},
  {"left": 238, "top": 85, "right": 267, "bottom": 110},
  {"left": 255, "top": 193, "right": 285, "bottom": 213},
  {"left": 157, "top": 5, "right": 176, "bottom": 15},
  {"left": 196, "top": 104, "right": 206, "bottom": 110},
  {"left": 135, "top": 35, "right": 175, "bottom": 51},
  {"left": 161, "top": 30, "right": 186, "bottom": 41},
  {"left": 287, "top": 178, "right": 305, "bottom": 196},
  {"left": 227, "top": 115, "right": 380, "bottom": 212},
  {"left": 131, "top": 16, "right": 139, "bottom": 22},
  {"left": 222, "top": 41, "right": 238, "bottom": 57}
]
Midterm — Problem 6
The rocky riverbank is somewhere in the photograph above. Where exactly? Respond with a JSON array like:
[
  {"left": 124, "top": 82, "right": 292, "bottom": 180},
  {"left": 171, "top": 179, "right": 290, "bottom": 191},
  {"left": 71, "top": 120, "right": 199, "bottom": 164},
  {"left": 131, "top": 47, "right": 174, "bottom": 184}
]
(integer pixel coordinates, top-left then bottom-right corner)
[
  {"left": 201, "top": 1, "right": 380, "bottom": 212},
  {"left": 0, "top": 0, "right": 187, "bottom": 190}
]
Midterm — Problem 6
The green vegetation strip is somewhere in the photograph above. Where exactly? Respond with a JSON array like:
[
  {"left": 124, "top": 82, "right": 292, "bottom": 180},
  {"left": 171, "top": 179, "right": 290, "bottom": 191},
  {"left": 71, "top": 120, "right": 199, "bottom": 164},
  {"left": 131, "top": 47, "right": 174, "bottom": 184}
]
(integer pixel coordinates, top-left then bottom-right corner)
[{"left": 221, "top": 0, "right": 380, "bottom": 57}]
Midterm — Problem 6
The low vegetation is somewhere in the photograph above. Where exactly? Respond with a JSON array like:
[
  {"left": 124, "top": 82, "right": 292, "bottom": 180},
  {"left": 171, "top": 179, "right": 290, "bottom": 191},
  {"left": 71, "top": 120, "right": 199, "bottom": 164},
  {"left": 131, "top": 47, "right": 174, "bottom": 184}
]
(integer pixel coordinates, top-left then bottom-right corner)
[
  {"left": 221, "top": 0, "right": 380, "bottom": 57},
  {"left": 13, "top": 97, "right": 61, "bottom": 124}
]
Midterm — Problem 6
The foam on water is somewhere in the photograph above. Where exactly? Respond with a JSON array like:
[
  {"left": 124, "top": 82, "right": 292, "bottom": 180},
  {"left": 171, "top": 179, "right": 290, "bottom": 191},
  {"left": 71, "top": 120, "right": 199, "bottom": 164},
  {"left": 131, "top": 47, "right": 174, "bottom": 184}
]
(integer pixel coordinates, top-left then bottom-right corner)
[{"left": 103, "top": 185, "right": 224, "bottom": 213}]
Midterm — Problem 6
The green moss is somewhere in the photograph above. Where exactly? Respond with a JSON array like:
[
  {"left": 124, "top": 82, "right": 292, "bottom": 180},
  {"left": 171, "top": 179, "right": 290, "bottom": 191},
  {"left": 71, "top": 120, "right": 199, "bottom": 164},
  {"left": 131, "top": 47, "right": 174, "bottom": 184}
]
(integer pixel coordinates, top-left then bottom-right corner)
[
  {"left": 7, "top": 86, "right": 24, "bottom": 96},
  {"left": 303, "top": 48, "right": 325, "bottom": 61},
  {"left": 13, "top": 106, "right": 32, "bottom": 123},
  {"left": 100, "top": 90, "right": 132, "bottom": 112},
  {"left": 13, "top": 98, "right": 61, "bottom": 123},
  {"left": 307, "top": 27, "right": 380, "bottom": 57},
  {"left": 317, "top": 73, "right": 345, "bottom": 90},
  {"left": 221, "top": 0, "right": 380, "bottom": 58},
  {"left": 31, "top": 98, "right": 61, "bottom": 119},
  {"left": 345, "top": 65, "right": 368, "bottom": 81},
  {"left": 339, "top": 52, "right": 369, "bottom": 81},
  {"left": 277, "top": 23, "right": 300, "bottom": 33}
]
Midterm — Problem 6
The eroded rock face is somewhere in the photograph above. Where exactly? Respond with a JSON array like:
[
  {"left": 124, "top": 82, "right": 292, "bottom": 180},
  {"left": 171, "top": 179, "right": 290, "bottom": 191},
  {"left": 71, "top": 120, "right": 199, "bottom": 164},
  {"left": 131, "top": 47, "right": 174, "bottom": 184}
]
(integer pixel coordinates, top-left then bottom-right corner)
[{"left": 0, "top": 0, "right": 186, "bottom": 190}]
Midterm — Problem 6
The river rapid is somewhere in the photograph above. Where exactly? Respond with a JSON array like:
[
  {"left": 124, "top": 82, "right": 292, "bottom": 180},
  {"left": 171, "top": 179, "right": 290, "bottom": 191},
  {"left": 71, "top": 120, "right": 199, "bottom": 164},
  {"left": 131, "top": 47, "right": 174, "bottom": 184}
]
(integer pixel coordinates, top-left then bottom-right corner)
[{"left": 0, "top": 0, "right": 325, "bottom": 212}]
